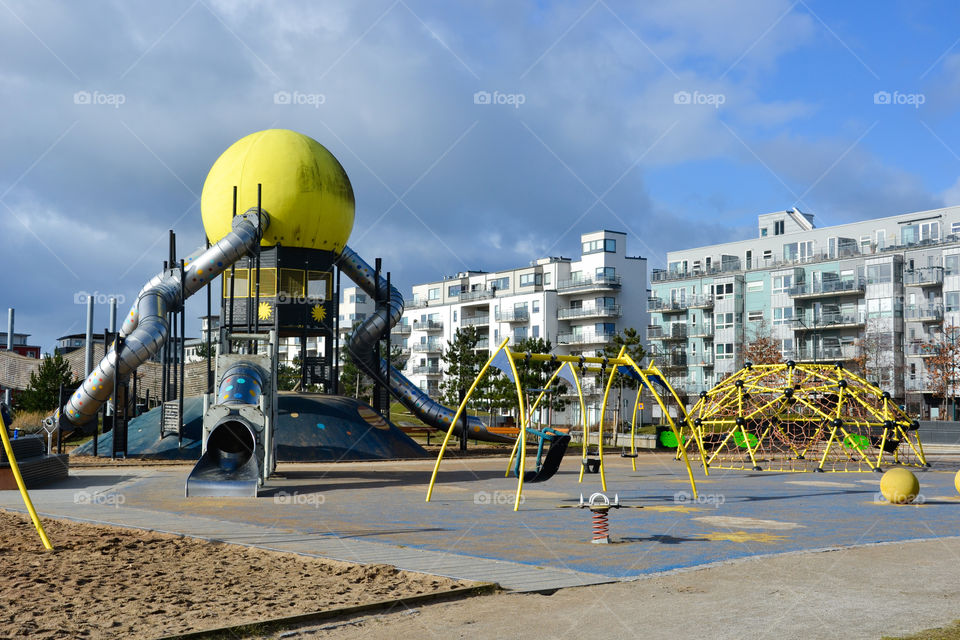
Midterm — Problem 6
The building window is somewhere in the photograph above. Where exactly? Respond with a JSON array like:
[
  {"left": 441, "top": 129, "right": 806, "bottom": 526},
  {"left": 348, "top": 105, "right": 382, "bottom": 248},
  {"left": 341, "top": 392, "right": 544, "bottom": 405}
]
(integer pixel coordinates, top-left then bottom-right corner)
[
  {"left": 448, "top": 284, "right": 462, "bottom": 297},
  {"left": 716, "top": 343, "right": 734, "bottom": 359},
  {"left": 761, "top": 227, "right": 768, "bottom": 237},
  {"left": 952, "top": 221, "right": 960, "bottom": 236},
  {"left": 453, "top": 310, "right": 458, "bottom": 321},
  {"left": 746, "top": 281, "right": 764, "bottom": 292},
  {"left": 747, "top": 310, "right": 764, "bottom": 322},
  {"left": 875, "top": 230, "right": 885, "bottom": 250},
  {"left": 780, "top": 338, "right": 794, "bottom": 356},
  {"left": 582, "top": 238, "right": 616, "bottom": 254},
  {"left": 866, "top": 263, "right": 892, "bottom": 284},
  {"left": 513, "top": 327, "right": 528, "bottom": 341},
  {"left": 596, "top": 296, "right": 615, "bottom": 308},
  {"left": 428, "top": 287, "right": 440, "bottom": 300},
  {"left": 595, "top": 322, "right": 615, "bottom": 335},
  {"left": 762, "top": 249, "right": 772, "bottom": 260},
  {"left": 772, "top": 275, "right": 792, "bottom": 293},
  {"left": 544, "top": 273, "right": 551, "bottom": 286},
  {"left": 783, "top": 241, "right": 813, "bottom": 262},
  {"left": 946, "top": 254, "right": 960, "bottom": 275},
  {"left": 489, "top": 277, "right": 509, "bottom": 291},
  {"left": 715, "top": 312, "right": 734, "bottom": 329},
  {"left": 773, "top": 307, "right": 794, "bottom": 326},
  {"left": 596, "top": 267, "right": 615, "bottom": 281},
  {"left": 902, "top": 220, "right": 940, "bottom": 244},
  {"left": 532, "top": 300, "right": 540, "bottom": 313},
  {"left": 714, "top": 283, "right": 734, "bottom": 300},
  {"left": 519, "top": 273, "right": 542, "bottom": 287},
  {"left": 532, "top": 325, "right": 540, "bottom": 338},
  {"left": 774, "top": 220, "right": 785, "bottom": 235},
  {"left": 947, "top": 292, "right": 960, "bottom": 313}
]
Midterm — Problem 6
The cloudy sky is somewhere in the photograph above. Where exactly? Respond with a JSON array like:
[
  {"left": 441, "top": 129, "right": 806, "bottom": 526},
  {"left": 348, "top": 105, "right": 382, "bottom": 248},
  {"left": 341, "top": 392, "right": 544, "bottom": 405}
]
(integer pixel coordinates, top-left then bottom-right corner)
[{"left": 1, "top": 0, "right": 958, "bottom": 352}]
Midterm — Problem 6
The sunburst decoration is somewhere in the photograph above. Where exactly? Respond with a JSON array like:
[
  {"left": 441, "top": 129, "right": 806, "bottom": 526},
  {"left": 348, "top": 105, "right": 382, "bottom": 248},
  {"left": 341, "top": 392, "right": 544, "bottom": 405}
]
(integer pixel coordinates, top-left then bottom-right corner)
[
  {"left": 311, "top": 304, "right": 326, "bottom": 322},
  {"left": 258, "top": 301, "right": 273, "bottom": 321}
]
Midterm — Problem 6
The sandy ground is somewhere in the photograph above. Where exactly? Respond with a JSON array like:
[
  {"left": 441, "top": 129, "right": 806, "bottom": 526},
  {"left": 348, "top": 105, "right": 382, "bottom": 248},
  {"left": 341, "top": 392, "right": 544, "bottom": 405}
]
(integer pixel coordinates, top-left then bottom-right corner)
[
  {"left": 0, "top": 510, "right": 470, "bottom": 640},
  {"left": 264, "top": 537, "right": 960, "bottom": 640}
]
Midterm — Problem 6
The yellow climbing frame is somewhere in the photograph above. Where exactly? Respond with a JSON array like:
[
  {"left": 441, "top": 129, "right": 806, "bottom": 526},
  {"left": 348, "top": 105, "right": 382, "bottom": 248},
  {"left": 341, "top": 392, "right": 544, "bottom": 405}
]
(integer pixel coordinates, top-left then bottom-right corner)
[{"left": 425, "top": 344, "right": 700, "bottom": 510}]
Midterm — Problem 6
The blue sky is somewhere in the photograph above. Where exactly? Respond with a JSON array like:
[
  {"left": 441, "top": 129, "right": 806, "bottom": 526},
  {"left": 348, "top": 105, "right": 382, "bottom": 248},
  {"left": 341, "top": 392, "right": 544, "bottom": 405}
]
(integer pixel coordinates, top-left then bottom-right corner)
[{"left": 0, "top": 0, "right": 958, "bottom": 352}]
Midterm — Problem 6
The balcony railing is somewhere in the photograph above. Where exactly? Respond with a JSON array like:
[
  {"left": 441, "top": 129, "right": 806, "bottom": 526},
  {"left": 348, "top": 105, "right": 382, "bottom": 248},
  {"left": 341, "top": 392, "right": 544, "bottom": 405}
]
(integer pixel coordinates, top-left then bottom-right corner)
[
  {"left": 407, "top": 299, "right": 430, "bottom": 309},
  {"left": 495, "top": 309, "right": 529, "bottom": 323},
  {"left": 904, "top": 305, "right": 943, "bottom": 322},
  {"left": 459, "top": 290, "right": 495, "bottom": 302},
  {"left": 648, "top": 295, "right": 713, "bottom": 312},
  {"left": 788, "top": 277, "right": 865, "bottom": 298},
  {"left": 413, "top": 320, "right": 443, "bottom": 331},
  {"left": 647, "top": 324, "right": 687, "bottom": 341},
  {"left": 557, "top": 330, "right": 617, "bottom": 345},
  {"left": 391, "top": 324, "right": 411, "bottom": 336},
  {"left": 688, "top": 322, "right": 713, "bottom": 338},
  {"left": 411, "top": 365, "right": 441, "bottom": 375},
  {"left": 794, "top": 344, "right": 858, "bottom": 362},
  {"left": 904, "top": 377, "right": 932, "bottom": 392},
  {"left": 903, "top": 267, "right": 943, "bottom": 287},
  {"left": 474, "top": 338, "right": 490, "bottom": 349},
  {"left": 411, "top": 342, "right": 443, "bottom": 353},
  {"left": 793, "top": 312, "right": 865, "bottom": 330},
  {"left": 906, "top": 341, "right": 938, "bottom": 357},
  {"left": 557, "top": 305, "right": 621, "bottom": 320},
  {"left": 461, "top": 315, "right": 490, "bottom": 326},
  {"left": 557, "top": 274, "right": 622, "bottom": 292}
]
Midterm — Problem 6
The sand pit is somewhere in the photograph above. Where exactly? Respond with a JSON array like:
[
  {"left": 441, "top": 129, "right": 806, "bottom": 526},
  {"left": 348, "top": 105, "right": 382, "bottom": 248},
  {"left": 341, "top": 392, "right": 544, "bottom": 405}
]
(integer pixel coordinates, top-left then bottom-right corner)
[{"left": 0, "top": 509, "right": 472, "bottom": 639}]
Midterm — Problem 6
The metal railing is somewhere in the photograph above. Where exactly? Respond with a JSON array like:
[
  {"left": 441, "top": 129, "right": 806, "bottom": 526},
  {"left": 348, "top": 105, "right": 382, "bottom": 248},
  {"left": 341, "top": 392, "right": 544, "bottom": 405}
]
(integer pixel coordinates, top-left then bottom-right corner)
[
  {"left": 647, "top": 324, "right": 688, "bottom": 341},
  {"left": 793, "top": 312, "right": 865, "bottom": 329},
  {"left": 557, "top": 305, "right": 621, "bottom": 319},
  {"left": 794, "top": 344, "right": 858, "bottom": 361},
  {"left": 904, "top": 305, "right": 944, "bottom": 322},
  {"left": 788, "top": 277, "right": 865, "bottom": 298},
  {"left": 557, "top": 330, "right": 617, "bottom": 345},
  {"left": 688, "top": 322, "right": 713, "bottom": 338},
  {"left": 648, "top": 295, "right": 713, "bottom": 312},
  {"left": 411, "top": 342, "right": 443, "bottom": 353},
  {"left": 557, "top": 274, "right": 622, "bottom": 291},
  {"left": 903, "top": 267, "right": 943, "bottom": 287},
  {"left": 494, "top": 309, "right": 529, "bottom": 322},
  {"left": 461, "top": 315, "right": 490, "bottom": 326},
  {"left": 413, "top": 320, "right": 443, "bottom": 331},
  {"left": 391, "top": 325, "right": 411, "bottom": 336},
  {"left": 459, "top": 290, "right": 495, "bottom": 302},
  {"left": 411, "top": 365, "right": 441, "bottom": 375}
]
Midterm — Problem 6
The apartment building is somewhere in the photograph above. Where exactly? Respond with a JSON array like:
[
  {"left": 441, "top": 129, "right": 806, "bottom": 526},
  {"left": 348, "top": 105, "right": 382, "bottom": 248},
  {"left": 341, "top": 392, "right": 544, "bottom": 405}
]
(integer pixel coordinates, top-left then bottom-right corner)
[
  {"left": 397, "top": 230, "right": 648, "bottom": 406},
  {"left": 648, "top": 205, "right": 960, "bottom": 418}
]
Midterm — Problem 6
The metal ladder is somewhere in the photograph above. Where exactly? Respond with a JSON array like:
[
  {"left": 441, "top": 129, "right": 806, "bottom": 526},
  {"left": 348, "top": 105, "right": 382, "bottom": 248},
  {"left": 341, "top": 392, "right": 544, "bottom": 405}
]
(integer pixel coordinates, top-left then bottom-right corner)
[{"left": 160, "top": 401, "right": 180, "bottom": 439}]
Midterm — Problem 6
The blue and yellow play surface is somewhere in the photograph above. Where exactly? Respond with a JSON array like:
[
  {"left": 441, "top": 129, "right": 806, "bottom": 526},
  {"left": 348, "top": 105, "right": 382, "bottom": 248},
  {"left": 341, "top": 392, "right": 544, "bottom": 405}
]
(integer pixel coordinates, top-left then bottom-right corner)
[{"left": 83, "top": 451, "right": 960, "bottom": 582}]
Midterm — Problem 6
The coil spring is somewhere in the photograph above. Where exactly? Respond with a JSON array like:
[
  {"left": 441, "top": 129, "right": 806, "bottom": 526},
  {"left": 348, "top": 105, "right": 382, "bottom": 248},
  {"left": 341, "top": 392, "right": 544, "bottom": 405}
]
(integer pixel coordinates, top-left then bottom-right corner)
[{"left": 591, "top": 508, "right": 609, "bottom": 542}]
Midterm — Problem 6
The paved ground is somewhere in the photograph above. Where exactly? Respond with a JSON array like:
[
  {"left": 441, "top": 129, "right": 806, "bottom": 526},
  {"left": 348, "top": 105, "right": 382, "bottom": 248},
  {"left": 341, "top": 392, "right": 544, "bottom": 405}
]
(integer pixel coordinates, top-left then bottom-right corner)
[{"left": 2, "top": 450, "right": 959, "bottom": 637}]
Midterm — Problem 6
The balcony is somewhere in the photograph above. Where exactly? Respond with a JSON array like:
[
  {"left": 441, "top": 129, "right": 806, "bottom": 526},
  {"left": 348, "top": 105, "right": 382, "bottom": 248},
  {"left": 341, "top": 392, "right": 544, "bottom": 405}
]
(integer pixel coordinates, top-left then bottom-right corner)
[
  {"left": 904, "top": 377, "right": 932, "bottom": 393},
  {"left": 474, "top": 338, "right": 490, "bottom": 349},
  {"left": 495, "top": 309, "right": 529, "bottom": 323},
  {"left": 904, "top": 305, "right": 943, "bottom": 323},
  {"left": 906, "top": 341, "right": 937, "bottom": 357},
  {"left": 903, "top": 267, "right": 943, "bottom": 287},
  {"left": 688, "top": 322, "right": 713, "bottom": 338},
  {"left": 557, "top": 274, "right": 622, "bottom": 293},
  {"left": 789, "top": 277, "right": 865, "bottom": 299},
  {"left": 391, "top": 324, "right": 411, "bottom": 336},
  {"left": 411, "top": 364, "right": 441, "bottom": 375},
  {"left": 647, "top": 324, "right": 687, "bottom": 341},
  {"left": 557, "top": 305, "right": 621, "bottom": 320},
  {"left": 792, "top": 312, "right": 865, "bottom": 331},
  {"left": 794, "top": 344, "right": 858, "bottom": 362},
  {"left": 459, "top": 290, "right": 495, "bottom": 303},
  {"left": 411, "top": 342, "right": 443, "bottom": 354},
  {"left": 461, "top": 315, "right": 490, "bottom": 327},
  {"left": 407, "top": 299, "right": 430, "bottom": 309},
  {"left": 413, "top": 319, "right": 443, "bottom": 332},
  {"left": 648, "top": 295, "right": 713, "bottom": 313},
  {"left": 557, "top": 330, "right": 617, "bottom": 345}
]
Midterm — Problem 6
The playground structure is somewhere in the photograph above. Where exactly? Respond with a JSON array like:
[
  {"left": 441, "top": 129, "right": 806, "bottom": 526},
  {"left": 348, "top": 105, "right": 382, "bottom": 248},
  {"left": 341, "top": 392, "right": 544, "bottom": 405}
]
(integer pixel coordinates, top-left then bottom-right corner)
[
  {"left": 426, "top": 342, "right": 703, "bottom": 510},
  {"left": 46, "top": 129, "right": 513, "bottom": 496},
  {"left": 684, "top": 362, "right": 928, "bottom": 473}
]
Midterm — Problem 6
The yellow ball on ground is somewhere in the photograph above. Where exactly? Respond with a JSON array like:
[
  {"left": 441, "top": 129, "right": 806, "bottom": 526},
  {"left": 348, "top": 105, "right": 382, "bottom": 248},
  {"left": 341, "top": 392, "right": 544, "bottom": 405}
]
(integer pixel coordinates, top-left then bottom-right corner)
[
  {"left": 880, "top": 468, "right": 920, "bottom": 505},
  {"left": 955, "top": 469, "right": 960, "bottom": 496},
  {"left": 201, "top": 129, "right": 355, "bottom": 253}
]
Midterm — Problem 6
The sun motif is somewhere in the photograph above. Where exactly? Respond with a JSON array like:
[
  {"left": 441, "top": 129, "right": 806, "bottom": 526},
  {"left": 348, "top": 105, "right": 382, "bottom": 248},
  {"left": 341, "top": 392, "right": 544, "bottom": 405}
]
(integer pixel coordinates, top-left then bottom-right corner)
[
  {"left": 310, "top": 304, "right": 326, "bottom": 322},
  {"left": 258, "top": 301, "right": 273, "bottom": 320}
]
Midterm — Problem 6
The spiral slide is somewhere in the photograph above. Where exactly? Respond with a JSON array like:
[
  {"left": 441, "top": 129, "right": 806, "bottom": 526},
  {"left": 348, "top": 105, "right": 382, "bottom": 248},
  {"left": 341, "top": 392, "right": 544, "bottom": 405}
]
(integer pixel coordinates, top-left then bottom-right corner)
[{"left": 338, "top": 247, "right": 510, "bottom": 443}]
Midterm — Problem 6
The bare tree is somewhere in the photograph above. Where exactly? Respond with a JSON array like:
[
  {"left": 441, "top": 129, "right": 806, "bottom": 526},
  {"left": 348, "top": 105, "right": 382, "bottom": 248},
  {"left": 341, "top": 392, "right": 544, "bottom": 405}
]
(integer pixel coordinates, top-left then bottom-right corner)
[
  {"left": 743, "top": 318, "right": 782, "bottom": 364},
  {"left": 852, "top": 318, "right": 886, "bottom": 386},
  {"left": 922, "top": 325, "right": 960, "bottom": 420}
]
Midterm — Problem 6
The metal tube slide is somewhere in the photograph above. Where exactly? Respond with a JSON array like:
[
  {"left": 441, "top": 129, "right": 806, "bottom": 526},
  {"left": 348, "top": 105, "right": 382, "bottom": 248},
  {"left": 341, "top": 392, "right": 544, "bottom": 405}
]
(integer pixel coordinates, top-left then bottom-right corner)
[
  {"left": 337, "top": 246, "right": 508, "bottom": 442},
  {"left": 56, "top": 208, "right": 268, "bottom": 425}
]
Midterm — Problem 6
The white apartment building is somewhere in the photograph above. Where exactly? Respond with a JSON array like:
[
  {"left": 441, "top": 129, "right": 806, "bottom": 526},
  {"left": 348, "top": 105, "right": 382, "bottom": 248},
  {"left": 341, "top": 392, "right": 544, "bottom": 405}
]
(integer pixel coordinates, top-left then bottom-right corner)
[
  {"left": 396, "top": 230, "right": 648, "bottom": 413},
  {"left": 649, "top": 205, "right": 960, "bottom": 419}
]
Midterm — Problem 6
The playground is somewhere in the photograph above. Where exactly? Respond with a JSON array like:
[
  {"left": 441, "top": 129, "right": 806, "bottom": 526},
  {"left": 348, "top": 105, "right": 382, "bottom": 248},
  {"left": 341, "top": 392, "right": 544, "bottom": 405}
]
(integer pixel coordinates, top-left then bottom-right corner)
[
  {"left": 3, "top": 447, "right": 960, "bottom": 638},
  {"left": 3, "top": 128, "right": 960, "bottom": 639}
]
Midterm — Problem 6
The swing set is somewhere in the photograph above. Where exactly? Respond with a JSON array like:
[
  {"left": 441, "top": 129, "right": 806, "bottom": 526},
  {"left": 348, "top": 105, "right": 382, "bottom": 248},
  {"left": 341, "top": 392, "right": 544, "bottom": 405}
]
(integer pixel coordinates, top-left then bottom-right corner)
[{"left": 425, "top": 338, "right": 702, "bottom": 510}]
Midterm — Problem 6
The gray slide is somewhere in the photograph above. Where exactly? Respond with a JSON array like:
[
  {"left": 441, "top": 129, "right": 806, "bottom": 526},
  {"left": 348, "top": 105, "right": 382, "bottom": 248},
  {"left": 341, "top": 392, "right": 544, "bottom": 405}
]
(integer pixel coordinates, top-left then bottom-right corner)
[
  {"left": 52, "top": 209, "right": 268, "bottom": 427},
  {"left": 338, "top": 246, "right": 510, "bottom": 443}
]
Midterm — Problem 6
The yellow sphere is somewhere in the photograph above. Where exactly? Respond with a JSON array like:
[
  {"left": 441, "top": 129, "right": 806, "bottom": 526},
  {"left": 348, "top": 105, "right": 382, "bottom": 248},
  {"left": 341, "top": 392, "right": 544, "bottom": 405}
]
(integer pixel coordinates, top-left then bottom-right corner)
[
  {"left": 880, "top": 468, "right": 920, "bottom": 505},
  {"left": 201, "top": 129, "right": 354, "bottom": 253},
  {"left": 955, "top": 469, "right": 960, "bottom": 496}
]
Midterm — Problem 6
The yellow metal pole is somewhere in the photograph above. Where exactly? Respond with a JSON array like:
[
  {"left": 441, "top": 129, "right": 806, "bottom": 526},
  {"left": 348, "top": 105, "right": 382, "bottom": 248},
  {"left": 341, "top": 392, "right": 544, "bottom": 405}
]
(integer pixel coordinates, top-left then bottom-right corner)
[
  {"left": 646, "top": 360, "right": 709, "bottom": 474},
  {"left": 571, "top": 365, "right": 589, "bottom": 484},
  {"left": 505, "top": 348, "right": 529, "bottom": 511},
  {"left": 595, "top": 347, "right": 626, "bottom": 492},
  {"left": 0, "top": 408, "right": 53, "bottom": 550},
  {"left": 426, "top": 338, "right": 509, "bottom": 502},
  {"left": 629, "top": 390, "right": 641, "bottom": 472}
]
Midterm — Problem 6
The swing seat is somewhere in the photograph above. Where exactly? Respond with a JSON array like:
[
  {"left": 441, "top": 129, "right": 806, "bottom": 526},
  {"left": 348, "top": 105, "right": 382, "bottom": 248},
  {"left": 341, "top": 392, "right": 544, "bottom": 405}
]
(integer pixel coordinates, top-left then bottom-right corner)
[
  {"left": 582, "top": 457, "right": 601, "bottom": 474},
  {"left": 523, "top": 435, "right": 570, "bottom": 483},
  {"left": 620, "top": 450, "right": 638, "bottom": 458}
]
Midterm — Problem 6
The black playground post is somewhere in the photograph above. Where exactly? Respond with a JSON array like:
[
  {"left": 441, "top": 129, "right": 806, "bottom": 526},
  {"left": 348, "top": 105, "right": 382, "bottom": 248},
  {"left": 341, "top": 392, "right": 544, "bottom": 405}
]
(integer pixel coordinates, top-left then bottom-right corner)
[{"left": 459, "top": 388, "right": 468, "bottom": 452}]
